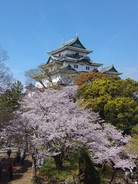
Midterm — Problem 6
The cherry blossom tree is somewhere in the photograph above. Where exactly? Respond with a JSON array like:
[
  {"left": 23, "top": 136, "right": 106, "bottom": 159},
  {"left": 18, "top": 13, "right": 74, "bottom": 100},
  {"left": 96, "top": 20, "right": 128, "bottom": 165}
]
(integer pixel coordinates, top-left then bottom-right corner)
[{"left": 1, "top": 86, "right": 136, "bottom": 174}]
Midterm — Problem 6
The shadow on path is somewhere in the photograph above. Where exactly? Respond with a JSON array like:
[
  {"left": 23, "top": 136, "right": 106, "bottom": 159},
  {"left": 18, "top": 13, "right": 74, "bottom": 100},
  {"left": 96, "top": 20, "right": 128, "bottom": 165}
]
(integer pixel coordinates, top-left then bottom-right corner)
[{"left": 0, "top": 156, "right": 32, "bottom": 184}]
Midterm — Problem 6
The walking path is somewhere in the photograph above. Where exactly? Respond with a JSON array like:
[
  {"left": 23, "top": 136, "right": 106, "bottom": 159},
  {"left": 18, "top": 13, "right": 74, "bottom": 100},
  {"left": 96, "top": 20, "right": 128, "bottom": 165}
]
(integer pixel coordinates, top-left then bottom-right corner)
[{"left": 0, "top": 154, "right": 32, "bottom": 184}]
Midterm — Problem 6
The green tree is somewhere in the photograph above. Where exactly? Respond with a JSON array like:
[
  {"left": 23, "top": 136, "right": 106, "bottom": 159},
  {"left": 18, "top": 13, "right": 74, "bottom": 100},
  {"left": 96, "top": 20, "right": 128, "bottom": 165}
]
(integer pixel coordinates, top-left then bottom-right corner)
[
  {"left": 126, "top": 124, "right": 138, "bottom": 155},
  {"left": 104, "top": 97, "right": 138, "bottom": 132},
  {"left": 74, "top": 71, "right": 119, "bottom": 86},
  {"left": 0, "top": 81, "right": 24, "bottom": 126},
  {"left": 0, "top": 81, "right": 23, "bottom": 111},
  {"left": 79, "top": 148, "right": 101, "bottom": 184},
  {"left": 77, "top": 76, "right": 138, "bottom": 133}
]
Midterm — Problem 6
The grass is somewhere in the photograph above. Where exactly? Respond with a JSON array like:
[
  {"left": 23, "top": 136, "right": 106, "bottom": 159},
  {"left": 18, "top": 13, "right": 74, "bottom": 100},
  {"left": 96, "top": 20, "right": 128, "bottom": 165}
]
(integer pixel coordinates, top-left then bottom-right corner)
[
  {"left": 38, "top": 157, "right": 79, "bottom": 180},
  {"left": 96, "top": 165, "right": 114, "bottom": 184},
  {"left": 37, "top": 157, "right": 114, "bottom": 184}
]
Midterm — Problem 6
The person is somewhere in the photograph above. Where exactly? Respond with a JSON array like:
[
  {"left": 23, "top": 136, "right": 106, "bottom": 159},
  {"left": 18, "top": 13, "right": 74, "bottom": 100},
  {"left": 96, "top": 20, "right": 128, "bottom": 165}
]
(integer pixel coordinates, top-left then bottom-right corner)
[
  {"left": 16, "top": 149, "right": 21, "bottom": 162},
  {"left": 129, "top": 169, "right": 134, "bottom": 181},
  {"left": 21, "top": 151, "right": 26, "bottom": 165},
  {"left": 0, "top": 159, "right": 3, "bottom": 177},
  {"left": 7, "top": 149, "right": 12, "bottom": 159},
  {"left": 124, "top": 169, "right": 130, "bottom": 184},
  {"left": 9, "top": 163, "right": 13, "bottom": 179}
]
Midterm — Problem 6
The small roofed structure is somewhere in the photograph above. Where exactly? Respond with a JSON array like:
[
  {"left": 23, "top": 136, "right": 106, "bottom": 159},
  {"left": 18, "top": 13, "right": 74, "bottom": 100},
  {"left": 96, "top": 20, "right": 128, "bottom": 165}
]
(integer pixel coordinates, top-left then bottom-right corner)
[{"left": 100, "top": 65, "right": 122, "bottom": 75}]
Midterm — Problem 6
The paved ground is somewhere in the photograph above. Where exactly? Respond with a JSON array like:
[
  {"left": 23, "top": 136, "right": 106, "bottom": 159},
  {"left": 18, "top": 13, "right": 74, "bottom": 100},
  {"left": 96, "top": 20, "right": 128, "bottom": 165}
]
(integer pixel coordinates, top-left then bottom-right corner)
[{"left": 0, "top": 155, "right": 32, "bottom": 184}]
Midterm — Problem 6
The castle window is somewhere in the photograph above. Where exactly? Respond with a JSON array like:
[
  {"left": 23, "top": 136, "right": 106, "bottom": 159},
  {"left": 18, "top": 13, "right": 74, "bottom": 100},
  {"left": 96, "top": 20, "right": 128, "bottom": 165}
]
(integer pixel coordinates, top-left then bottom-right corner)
[
  {"left": 74, "top": 65, "right": 78, "bottom": 68},
  {"left": 86, "top": 66, "right": 90, "bottom": 70},
  {"left": 75, "top": 53, "right": 79, "bottom": 58}
]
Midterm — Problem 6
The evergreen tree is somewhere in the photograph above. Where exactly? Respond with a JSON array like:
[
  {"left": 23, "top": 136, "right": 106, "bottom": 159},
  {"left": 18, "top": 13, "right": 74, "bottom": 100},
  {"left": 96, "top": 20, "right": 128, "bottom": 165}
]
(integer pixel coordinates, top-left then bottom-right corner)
[
  {"left": 77, "top": 75, "right": 138, "bottom": 133},
  {"left": 0, "top": 81, "right": 24, "bottom": 127},
  {"left": 79, "top": 148, "right": 100, "bottom": 184}
]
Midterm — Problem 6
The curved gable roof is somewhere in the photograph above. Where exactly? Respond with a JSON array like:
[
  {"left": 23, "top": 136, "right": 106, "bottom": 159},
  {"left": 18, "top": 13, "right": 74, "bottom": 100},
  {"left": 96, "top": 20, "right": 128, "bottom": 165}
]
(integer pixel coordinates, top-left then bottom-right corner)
[
  {"left": 62, "top": 36, "right": 86, "bottom": 49},
  {"left": 48, "top": 35, "right": 92, "bottom": 55},
  {"left": 100, "top": 64, "right": 122, "bottom": 75}
]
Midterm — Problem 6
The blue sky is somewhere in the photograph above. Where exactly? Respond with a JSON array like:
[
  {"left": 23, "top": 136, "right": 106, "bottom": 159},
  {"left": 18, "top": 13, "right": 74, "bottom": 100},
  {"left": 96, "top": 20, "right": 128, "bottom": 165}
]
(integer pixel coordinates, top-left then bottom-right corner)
[{"left": 0, "top": 0, "right": 138, "bottom": 85}]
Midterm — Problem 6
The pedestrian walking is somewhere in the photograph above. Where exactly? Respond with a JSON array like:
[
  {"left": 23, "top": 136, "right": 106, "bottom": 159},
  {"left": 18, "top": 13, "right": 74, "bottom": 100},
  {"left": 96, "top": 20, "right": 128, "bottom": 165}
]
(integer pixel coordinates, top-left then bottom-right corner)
[
  {"left": 129, "top": 169, "right": 134, "bottom": 181},
  {"left": 17, "top": 149, "right": 21, "bottom": 162},
  {"left": 9, "top": 163, "right": 13, "bottom": 179},
  {"left": 124, "top": 169, "right": 130, "bottom": 184},
  {"left": 21, "top": 151, "right": 26, "bottom": 165},
  {"left": 0, "top": 159, "right": 3, "bottom": 177},
  {"left": 7, "top": 149, "right": 12, "bottom": 159}
]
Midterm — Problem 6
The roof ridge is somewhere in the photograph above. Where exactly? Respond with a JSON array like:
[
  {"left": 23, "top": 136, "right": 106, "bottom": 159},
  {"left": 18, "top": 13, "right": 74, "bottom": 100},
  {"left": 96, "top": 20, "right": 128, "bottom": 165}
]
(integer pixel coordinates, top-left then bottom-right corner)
[{"left": 61, "top": 36, "right": 78, "bottom": 47}]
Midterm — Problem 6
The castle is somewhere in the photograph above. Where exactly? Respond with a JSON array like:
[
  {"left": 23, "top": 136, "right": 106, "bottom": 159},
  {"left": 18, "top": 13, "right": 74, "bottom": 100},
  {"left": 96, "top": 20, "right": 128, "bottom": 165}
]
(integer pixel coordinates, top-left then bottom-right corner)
[{"left": 36, "top": 35, "right": 122, "bottom": 87}]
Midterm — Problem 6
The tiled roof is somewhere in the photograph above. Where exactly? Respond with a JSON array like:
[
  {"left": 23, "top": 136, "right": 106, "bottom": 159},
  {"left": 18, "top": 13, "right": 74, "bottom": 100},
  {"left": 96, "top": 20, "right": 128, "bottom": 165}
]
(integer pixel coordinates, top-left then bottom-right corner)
[
  {"left": 57, "top": 35, "right": 86, "bottom": 49},
  {"left": 100, "top": 65, "right": 122, "bottom": 75},
  {"left": 47, "top": 35, "right": 93, "bottom": 55},
  {"left": 46, "top": 55, "right": 102, "bottom": 67}
]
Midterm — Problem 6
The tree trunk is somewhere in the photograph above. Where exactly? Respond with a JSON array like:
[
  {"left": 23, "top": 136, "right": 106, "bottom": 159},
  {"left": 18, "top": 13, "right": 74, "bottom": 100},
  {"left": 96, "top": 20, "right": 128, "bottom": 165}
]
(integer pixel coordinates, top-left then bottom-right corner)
[
  {"left": 109, "top": 171, "right": 115, "bottom": 184},
  {"left": 25, "top": 134, "right": 29, "bottom": 152},
  {"left": 32, "top": 155, "right": 37, "bottom": 178},
  {"left": 54, "top": 154, "right": 64, "bottom": 169}
]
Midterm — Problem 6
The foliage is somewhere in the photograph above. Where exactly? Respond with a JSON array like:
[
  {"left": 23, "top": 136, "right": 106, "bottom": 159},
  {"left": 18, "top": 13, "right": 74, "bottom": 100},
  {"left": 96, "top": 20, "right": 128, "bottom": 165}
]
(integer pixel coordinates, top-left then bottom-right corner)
[
  {"left": 104, "top": 97, "right": 138, "bottom": 132},
  {"left": 39, "top": 150, "right": 100, "bottom": 183},
  {"left": 79, "top": 148, "right": 101, "bottom": 184},
  {"left": 74, "top": 71, "right": 112, "bottom": 86},
  {"left": 25, "top": 68, "right": 47, "bottom": 88},
  {"left": 39, "top": 157, "right": 76, "bottom": 179},
  {"left": 59, "top": 73, "right": 79, "bottom": 86},
  {"left": 126, "top": 124, "right": 138, "bottom": 155},
  {"left": 25, "top": 63, "right": 61, "bottom": 88},
  {"left": 25, "top": 63, "right": 79, "bottom": 88},
  {"left": 0, "top": 81, "right": 23, "bottom": 111},
  {"left": 2, "top": 86, "right": 136, "bottom": 172},
  {"left": 0, "top": 46, "right": 22, "bottom": 128},
  {"left": 0, "top": 81, "right": 24, "bottom": 127},
  {"left": 0, "top": 104, "right": 13, "bottom": 128},
  {"left": 77, "top": 76, "right": 138, "bottom": 133}
]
